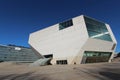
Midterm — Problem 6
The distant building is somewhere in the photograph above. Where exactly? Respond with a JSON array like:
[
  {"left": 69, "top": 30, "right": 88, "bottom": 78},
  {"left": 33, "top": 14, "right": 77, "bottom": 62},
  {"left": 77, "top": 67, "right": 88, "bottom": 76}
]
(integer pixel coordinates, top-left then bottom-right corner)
[
  {"left": 29, "top": 15, "right": 117, "bottom": 65},
  {"left": 0, "top": 44, "right": 40, "bottom": 62}
]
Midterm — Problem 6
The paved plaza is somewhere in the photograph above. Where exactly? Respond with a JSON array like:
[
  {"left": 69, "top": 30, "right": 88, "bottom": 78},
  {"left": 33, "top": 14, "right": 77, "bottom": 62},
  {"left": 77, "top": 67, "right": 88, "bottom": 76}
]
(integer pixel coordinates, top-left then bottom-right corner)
[{"left": 0, "top": 62, "right": 119, "bottom": 80}]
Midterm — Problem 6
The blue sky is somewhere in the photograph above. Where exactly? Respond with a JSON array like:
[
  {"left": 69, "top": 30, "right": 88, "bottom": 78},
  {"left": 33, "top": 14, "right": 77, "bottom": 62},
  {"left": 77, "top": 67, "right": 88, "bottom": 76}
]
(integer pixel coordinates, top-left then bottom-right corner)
[{"left": 0, "top": 0, "right": 120, "bottom": 52}]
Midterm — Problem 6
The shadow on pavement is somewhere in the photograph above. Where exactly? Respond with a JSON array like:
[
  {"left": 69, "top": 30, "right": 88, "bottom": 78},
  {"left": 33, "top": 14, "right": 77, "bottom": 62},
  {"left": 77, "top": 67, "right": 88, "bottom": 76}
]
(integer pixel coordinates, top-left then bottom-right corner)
[
  {"left": 99, "top": 71, "right": 120, "bottom": 80},
  {"left": 0, "top": 72, "right": 50, "bottom": 80}
]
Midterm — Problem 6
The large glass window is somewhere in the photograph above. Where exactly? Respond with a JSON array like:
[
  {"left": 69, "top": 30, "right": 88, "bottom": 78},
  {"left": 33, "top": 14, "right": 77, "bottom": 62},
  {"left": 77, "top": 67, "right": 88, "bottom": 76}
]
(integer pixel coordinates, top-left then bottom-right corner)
[
  {"left": 82, "top": 51, "right": 112, "bottom": 63},
  {"left": 84, "top": 16, "right": 112, "bottom": 42},
  {"left": 83, "top": 51, "right": 112, "bottom": 57},
  {"left": 59, "top": 19, "right": 73, "bottom": 30}
]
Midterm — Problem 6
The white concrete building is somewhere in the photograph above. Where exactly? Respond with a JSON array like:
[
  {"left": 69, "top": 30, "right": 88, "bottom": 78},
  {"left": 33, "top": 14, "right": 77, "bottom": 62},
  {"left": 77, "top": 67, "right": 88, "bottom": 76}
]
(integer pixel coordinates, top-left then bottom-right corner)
[{"left": 29, "top": 15, "right": 117, "bottom": 65}]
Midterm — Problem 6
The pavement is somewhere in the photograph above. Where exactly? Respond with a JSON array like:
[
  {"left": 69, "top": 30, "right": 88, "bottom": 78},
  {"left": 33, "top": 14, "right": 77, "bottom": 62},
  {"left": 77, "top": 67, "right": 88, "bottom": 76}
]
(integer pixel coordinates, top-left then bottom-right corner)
[{"left": 0, "top": 62, "right": 120, "bottom": 80}]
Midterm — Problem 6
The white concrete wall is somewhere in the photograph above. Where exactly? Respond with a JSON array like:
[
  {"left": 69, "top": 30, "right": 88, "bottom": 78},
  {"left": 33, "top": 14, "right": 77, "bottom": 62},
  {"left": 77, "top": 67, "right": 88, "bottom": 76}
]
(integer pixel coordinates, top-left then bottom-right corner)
[
  {"left": 29, "top": 15, "right": 88, "bottom": 64},
  {"left": 82, "top": 38, "right": 114, "bottom": 52}
]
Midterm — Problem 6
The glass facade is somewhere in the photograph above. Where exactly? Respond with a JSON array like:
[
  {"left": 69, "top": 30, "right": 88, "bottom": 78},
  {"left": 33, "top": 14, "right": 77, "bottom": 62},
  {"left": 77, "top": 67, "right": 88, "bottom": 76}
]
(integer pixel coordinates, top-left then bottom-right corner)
[
  {"left": 83, "top": 51, "right": 112, "bottom": 63},
  {"left": 59, "top": 19, "right": 73, "bottom": 30},
  {"left": 84, "top": 16, "right": 112, "bottom": 42},
  {"left": 0, "top": 45, "right": 40, "bottom": 62},
  {"left": 83, "top": 51, "right": 111, "bottom": 57}
]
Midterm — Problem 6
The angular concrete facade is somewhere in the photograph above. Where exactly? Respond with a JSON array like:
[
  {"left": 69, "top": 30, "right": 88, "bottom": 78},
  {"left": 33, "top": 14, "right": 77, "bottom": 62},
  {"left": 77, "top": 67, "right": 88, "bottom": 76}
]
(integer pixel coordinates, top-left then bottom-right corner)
[{"left": 29, "top": 15, "right": 117, "bottom": 65}]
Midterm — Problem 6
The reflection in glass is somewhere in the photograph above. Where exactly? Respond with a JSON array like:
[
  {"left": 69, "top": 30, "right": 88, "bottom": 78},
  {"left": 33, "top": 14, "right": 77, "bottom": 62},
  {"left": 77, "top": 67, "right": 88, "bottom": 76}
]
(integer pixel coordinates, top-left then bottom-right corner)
[
  {"left": 59, "top": 19, "right": 73, "bottom": 30},
  {"left": 84, "top": 16, "right": 112, "bottom": 42}
]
